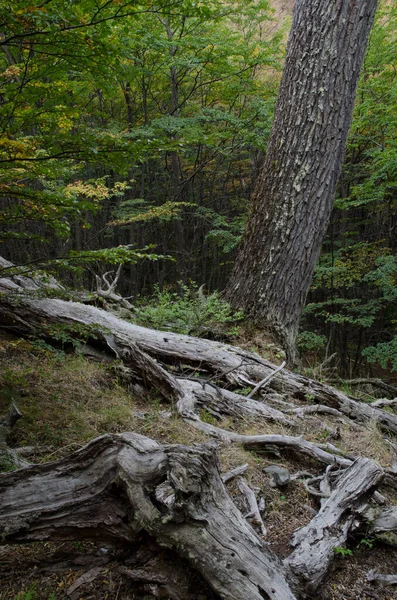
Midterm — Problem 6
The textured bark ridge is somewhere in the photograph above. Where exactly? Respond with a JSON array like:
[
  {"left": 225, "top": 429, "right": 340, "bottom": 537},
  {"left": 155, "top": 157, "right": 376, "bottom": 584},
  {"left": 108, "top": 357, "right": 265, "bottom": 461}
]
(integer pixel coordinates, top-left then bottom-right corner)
[{"left": 225, "top": 0, "right": 378, "bottom": 361}]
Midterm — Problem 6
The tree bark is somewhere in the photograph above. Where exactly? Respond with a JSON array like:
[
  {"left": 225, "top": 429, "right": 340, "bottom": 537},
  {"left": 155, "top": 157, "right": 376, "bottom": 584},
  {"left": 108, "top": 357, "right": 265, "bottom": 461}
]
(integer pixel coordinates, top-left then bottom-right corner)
[{"left": 225, "top": 0, "right": 378, "bottom": 363}]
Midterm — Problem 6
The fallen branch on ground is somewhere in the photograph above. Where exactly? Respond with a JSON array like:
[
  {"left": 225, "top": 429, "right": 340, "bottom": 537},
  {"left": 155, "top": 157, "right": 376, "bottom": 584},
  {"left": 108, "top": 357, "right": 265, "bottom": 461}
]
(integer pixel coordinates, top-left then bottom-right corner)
[{"left": 285, "top": 458, "right": 383, "bottom": 594}]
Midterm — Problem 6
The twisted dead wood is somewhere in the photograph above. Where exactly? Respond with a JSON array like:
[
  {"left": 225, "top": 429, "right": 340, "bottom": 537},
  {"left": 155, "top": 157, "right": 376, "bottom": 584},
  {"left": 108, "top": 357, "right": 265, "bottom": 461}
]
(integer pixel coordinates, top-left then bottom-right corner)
[
  {"left": 0, "top": 432, "right": 295, "bottom": 600},
  {"left": 285, "top": 458, "right": 384, "bottom": 595}
]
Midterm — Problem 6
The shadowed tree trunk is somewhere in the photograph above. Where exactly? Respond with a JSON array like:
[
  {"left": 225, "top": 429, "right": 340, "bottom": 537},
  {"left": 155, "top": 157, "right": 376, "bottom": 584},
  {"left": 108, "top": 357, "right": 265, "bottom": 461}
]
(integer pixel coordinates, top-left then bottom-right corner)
[{"left": 225, "top": 0, "right": 378, "bottom": 364}]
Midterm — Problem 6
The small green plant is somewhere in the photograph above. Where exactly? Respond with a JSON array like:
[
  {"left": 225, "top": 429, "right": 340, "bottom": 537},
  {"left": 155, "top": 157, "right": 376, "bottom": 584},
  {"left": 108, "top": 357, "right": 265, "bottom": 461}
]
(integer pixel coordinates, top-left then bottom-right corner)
[
  {"left": 0, "top": 450, "right": 17, "bottom": 473},
  {"left": 200, "top": 407, "right": 217, "bottom": 424},
  {"left": 333, "top": 546, "right": 353, "bottom": 558},
  {"left": 72, "top": 541, "right": 84, "bottom": 551},
  {"left": 317, "top": 428, "right": 330, "bottom": 441},
  {"left": 152, "top": 397, "right": 161, "bottom": 409},
  {"left": 359, "top": 536, "right": 375, "bottom": 549},
  {"left": 13, "top": 585, "right": 42, "bottom": 600},
  {"left": 232, "top": 386, "right": 252, "bottom": 396}
]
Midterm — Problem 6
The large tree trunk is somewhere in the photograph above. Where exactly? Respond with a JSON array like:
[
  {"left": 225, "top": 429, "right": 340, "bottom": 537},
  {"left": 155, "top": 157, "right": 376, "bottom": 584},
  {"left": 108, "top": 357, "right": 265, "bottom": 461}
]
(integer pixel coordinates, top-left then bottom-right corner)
[{"left": 225, "top": 0, "right": 378, "bottom": 362}]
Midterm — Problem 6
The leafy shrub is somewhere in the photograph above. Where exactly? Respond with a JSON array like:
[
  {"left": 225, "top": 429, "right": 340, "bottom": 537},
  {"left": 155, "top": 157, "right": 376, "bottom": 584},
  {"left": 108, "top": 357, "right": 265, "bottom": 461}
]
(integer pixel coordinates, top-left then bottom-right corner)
[
  {"left": 362, "top": 336, "right": 397, "bottom": 372},
  {"left": 333, "top": 546, "right": 353, "bottom": 558},
  {"left": 297, "top": 331, "right": 327, "bottom": 352},
  {"left": 132, "top": 282, "right": 244, "bottom": 338}
]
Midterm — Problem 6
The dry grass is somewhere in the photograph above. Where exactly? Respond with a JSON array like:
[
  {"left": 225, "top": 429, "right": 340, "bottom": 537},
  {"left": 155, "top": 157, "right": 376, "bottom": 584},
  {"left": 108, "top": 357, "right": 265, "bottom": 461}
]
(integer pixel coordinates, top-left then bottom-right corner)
[
  {"left": 0, "top": 333, "right": 211, "bottom": 461},
  {"left": 341, "top": 419, "right": 392, "bottom": 466}
]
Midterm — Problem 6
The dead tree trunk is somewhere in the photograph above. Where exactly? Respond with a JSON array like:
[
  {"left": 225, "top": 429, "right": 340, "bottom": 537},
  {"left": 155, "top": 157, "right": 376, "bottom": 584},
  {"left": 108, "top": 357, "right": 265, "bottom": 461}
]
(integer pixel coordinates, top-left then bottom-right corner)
[
  {"left": 1, "top": 279, "right": 396, "bottom": 437},
  {"left": 0, "top": 432, "right": 296, "bottom": 600},
  {"left": 225, "top": 0, "right": 378, "bottom": 362}
]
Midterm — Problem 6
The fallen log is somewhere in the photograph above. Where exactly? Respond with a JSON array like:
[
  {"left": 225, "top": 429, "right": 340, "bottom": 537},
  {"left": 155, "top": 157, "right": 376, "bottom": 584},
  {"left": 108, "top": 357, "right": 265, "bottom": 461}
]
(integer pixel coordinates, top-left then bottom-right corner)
[
  {"left": 0, "top": 432, "right": 296, "bottom": 600},
  {"left": 366, "top": 570, "right": 397, "bottom": 586},
  {"left": 285, "top": 458, "right": 384, "bottom": 595},
  {"left": 1, "top": 268, "right": 396, "bottom": 435}
]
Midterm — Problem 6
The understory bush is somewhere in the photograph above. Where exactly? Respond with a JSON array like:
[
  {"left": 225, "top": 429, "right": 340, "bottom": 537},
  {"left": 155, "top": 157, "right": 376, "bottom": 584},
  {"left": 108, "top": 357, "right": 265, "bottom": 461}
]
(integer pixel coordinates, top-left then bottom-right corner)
[{"left": 132, "top": 282, "right": 244, "bottom": 338}]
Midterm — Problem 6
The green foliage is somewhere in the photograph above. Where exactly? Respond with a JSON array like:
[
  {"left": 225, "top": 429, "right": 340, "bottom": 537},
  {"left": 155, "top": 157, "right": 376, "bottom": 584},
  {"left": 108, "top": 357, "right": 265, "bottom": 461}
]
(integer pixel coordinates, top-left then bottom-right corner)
[
  {"left": 333, "top": 546, "right": 353, "bottom": 558},
  {"left": 297, "top": 331, "right": 327, "bottom": 353},
  {"left": 33, "top": 322, "right": 103, "bottom": 350},
  {"left": 362, "top": 337, "right": 397, "bottom": 372},
  {"left": 132, "top": 282, "right": 244, "bottom": 338},
  {"left": 0, "top": 0, "right": 281, "bottom": 283},
  {"left": 0, "top": 450, "right": 17, "bottom": 473},
  {"left": 359, "top": 536, "right": 375, "bottom": 550},
  {"left": 196, "top": 206, "right": 246, "bottom": 254},
  {"left": 13, "top": 583, "right": 56, "bottom": 600},
  {"left": 305, "top": 243, "right": 397, "bottom": 370},
  {"left": 111, "top": 201, "right": 195, "bottom": 226}
]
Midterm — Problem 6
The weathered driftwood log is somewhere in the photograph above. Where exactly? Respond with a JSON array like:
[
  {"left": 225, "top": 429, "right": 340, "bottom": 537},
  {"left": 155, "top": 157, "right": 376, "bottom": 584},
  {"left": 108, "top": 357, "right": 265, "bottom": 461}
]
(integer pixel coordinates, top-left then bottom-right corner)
[
  {"left": 221, "top": 463, "right": 249, "bottom": 483},
  {"left": 186, "top": 423, "right": 353, "bottom": 467},
  {"left": 1, "top": 268, "right": 396, "bottom": 435},
  {"left": 284, "top": 458, "right": 384, "bottom": 595},
  {"left": 0, "top": 432, "right": 296, "bottom": 600},
  {"left": 366, "top": 570, "right": 397, "bottom": 586}
]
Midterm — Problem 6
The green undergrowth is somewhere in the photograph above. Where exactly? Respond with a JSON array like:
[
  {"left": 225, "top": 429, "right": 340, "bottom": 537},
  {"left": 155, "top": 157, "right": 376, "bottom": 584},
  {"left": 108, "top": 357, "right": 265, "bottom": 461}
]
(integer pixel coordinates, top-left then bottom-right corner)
[
  {"left": 0, "top": 349, "right": 133, "bottom": 452},
  {"left": 131, "top": 282, "right": 244, "bottom": 339}
]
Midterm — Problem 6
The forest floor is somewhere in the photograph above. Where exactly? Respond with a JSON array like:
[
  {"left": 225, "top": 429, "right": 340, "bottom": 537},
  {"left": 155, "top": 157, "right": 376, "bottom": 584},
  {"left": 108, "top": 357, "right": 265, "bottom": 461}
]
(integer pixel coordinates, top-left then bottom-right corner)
[{"left": 1, "top": 329, "right": 397, "bottom": 600}]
